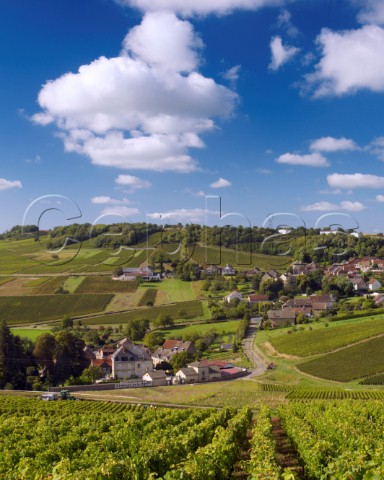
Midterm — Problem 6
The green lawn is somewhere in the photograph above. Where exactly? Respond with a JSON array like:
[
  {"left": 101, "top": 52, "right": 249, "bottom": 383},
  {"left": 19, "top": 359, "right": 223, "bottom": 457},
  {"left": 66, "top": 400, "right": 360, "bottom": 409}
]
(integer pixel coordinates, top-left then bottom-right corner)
[
  {"left": 162, "top": 319, "right": 240, "bottom": 339},
  {"left": 63, "top": 276, "right": 86, "bottom": 293},
  {"left": 143, "top": 279, "right": 196, "bottom": 303},
  {"left": 11, "top": 328, "right": 52, "bottom": 340}
]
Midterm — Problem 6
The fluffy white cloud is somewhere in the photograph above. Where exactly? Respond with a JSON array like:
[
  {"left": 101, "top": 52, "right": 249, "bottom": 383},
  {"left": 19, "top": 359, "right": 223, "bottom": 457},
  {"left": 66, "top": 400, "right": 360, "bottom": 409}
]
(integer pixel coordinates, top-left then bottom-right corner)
[
  {"left": 122, "top": 11, "right": 203, "bottom": 72},
  {"left": 376, "top": 194, "right": 384, "bottom": 202},
  {"left": 269, "top": 36, "right": 299, "bottom": 71},
  {"left": 117, "top": 0, "right": 286, "bottom": 16},
  {"left": 310, "top": 136, "right": 358, "bottom": 152},
  {"left": 91, "top": 196, "right": 133, "bottom": 205},
  {"left": 115, "top": 174, "right": 151, "bottom": 189},
  {"left": 305, "top": 25, "right": 384, "bottom": 97},
  {"left": 328, "top": 173, "right": 384, "bottom": 189},
  {"left": 368, "top": 136, "right": 384, "bottom": 160},
  {"left": 100, "top": 206, "right": 140, "bottom": 216},
  {"left": 148, "top": 208, "right": 219, "bottom": 223},
  {"left": 302, "top": 201, "right": 366, "bottom": 212},
  {"left": 276, "top": 152, "right": 329, "bottom": 167},
  {"left": 0, "top": 178, "right": 22, "bottom": 191},
  {"left": 33, "top": 13, "right": 237, "bottom": 173},
  {"left": 222, "top": 65, "right": 241, "bottom": 84},
  {"left": 357, "top": 0, "right": 384, "bottom": 26},
  {"left": 276, "top": 9, "right": 299, "bottom": 37},
  {"left": 210, "top": 177, "right": 232, "bottom": 188}
]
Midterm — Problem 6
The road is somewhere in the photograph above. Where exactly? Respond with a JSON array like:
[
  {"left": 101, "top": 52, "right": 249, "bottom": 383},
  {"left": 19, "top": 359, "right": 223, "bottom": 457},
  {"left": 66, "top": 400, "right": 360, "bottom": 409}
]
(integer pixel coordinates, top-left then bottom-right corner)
[{"left": 241, "top": 323, "right": 268, "bottom": 378}]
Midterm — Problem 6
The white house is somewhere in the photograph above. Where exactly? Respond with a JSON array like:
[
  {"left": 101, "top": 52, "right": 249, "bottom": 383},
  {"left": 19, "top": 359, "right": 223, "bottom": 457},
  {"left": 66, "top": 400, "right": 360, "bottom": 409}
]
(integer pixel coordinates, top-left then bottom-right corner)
[
  {"left": 224, "top": 291, "right": 243, "bottom": 303},
  {"left": 111, "top": 340, "right": 153, "bottom": 380},
  {"left": 368, "top": 278, "right": 382, "bottom": 292},
  {"left": 142, "top": 371, "right": 168, "bottom": 387},
  {"left": 221, "top": 264, "right": 236, "bottom": 276}
]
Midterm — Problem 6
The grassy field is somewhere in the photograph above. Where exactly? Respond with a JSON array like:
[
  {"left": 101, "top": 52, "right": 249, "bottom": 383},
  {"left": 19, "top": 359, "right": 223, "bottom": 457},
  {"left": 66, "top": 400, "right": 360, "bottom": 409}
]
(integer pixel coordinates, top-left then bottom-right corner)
[
  {"left": 62, "top": 276, "right": 86, "bottom": 293},
  {"left": 10, "top": 328, "right": 52, "bottom": 340},
  {"left": 163, "top": 319, "right": 240, "bottom": 339},
  {"left": 0, "top": 294, "right": 113, "bottom": 325},
  {"left": 22, "top": 277, "right": 51, "bottom": 288},
  {"left": 269, "top": 315, "right": 384, "bottom": 357},
  {"left": 83, "top": 300, "right": 206, "bottom": 326},
  {"left": 297, "top": 335, "right": 384, "bottom": 382},
  {"left": 141, "top": 279, "right": 196, "bottom": 305},
  {"left": 75, "top": 380, "right": 286, "bottom": 409}
]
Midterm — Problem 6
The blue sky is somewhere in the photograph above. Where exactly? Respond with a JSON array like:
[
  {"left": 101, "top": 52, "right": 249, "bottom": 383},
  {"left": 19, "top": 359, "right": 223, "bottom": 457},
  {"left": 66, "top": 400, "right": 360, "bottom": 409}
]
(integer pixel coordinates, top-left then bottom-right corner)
[{"left": 2, "top": 0, "right": 384, "bottom": 233}]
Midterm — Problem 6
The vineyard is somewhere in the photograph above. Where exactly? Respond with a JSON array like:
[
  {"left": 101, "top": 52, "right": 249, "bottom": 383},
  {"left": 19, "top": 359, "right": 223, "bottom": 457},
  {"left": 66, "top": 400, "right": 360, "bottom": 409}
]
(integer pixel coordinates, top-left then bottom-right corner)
[
  {"left": 269, "top": 316, "right": 384, "bottom": 357},
  {"left": 188, "top": 244, "right": 292, "bottom": 271},
  {"left": 279, "top": 400, "right": 384, "bottom": 478},
  {"left": 83, "top": 300, "right": 205, "bottom": 326},
  {"left": 138, "top": 288, "right": 158, "bottom": 306},
  {"left": 297, "top": 335, "right": 384, "bottom": 381},
  {"left": 74, "top": 276, "right": 138, "bottom": 294},
  {"left": 0, "top": 294, "right": 113, "bottom": 325},
  {"left": 1, "top": 396, "right": 384, "bottom": 478},
  {"left": 0, "top": 396, "right": 253, "bottom": 480}
]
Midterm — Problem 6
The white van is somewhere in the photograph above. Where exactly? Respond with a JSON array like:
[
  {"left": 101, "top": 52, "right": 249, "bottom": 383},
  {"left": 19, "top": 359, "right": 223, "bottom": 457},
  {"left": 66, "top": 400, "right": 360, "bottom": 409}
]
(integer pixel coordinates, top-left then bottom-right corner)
[{"left": 41, "top": 393, "right": 58, "bottom": 401}]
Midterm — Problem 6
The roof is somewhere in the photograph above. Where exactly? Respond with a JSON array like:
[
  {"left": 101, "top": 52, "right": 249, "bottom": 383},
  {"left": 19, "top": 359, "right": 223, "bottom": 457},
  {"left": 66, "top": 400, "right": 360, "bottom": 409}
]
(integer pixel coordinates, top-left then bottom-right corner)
[
  {"left": 200, "top": 359, "right": 234, "bottom": 369},
  {"left": 162, "top": 339, "right": 193, "bottom": 351},
  {"left": 248, "top": 294, "right": 268, "bottom": 302},
  {"left": 221, "top": 367, "right": 244, "bottom": 376},
  {"left": 91, "top": 358, "right": 112, "bottom": 367},
  {"left": 268, "top": 309, "right": 296, "bottom": 320}
]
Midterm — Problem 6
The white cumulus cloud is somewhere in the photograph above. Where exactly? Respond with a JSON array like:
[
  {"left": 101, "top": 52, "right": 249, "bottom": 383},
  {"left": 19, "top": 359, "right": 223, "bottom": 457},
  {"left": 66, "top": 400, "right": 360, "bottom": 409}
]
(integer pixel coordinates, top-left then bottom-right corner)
[
  {"left": 310, "top": 136, "right": 359, "bottom": 152},
  {"left": 276, "top": 152, "right": 329, "bottom": 167},
  {"left": 91, "top": 196, "right": 133, "bottom": 205},
  {"left": 100, "top": 206, "right": 140, "bottom": 216},
  {"left": 147, "top": 208, "right": 219, "bottom": 223},
  {"left": 269, "top": 36, "right": 299, "bottom": 71},
  {"left": 376, "top": 194, "right": 384, "bottom": 202},
  {"left": 0, "top": 178, "right": 22, "bottom": 191},
  {"left": 33, "top": 12, "right": 237, "bottom": 174},
  {"left": 210, "top": 177, "right": 232, "bottom": 188},
  {"left": 305, "top": 25, "right": 384, "bottom": 97},
  {"left": 117, "top": 0, "right": 287, "bottom": 17},
  {"left": 122, "top": 11, "right": 203, "bottom": 72},
  {"left": 328, "top": 173, "right": 384, "bottom": 189},
  {"left": 357, "top": 0, "right": 384, "bottom": 26},
  {"left": 302, "top": 201, "right": 366, "bottom": 212},
  {"left": 115, "top": 174, "right": 151, "bottom": 189}
]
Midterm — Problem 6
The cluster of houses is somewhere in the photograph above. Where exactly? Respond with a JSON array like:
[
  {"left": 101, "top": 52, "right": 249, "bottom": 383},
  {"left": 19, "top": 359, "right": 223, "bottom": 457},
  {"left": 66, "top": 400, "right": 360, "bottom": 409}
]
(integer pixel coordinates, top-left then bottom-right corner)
[
  {"left": 325, "top": 257, "right": 383, "bottom": 292},
  {"left": 86, "top": 338, "right": 246, "bottom": 387},
  {"left": 222, "top": 257, "right": 384, "bottom": 327}
]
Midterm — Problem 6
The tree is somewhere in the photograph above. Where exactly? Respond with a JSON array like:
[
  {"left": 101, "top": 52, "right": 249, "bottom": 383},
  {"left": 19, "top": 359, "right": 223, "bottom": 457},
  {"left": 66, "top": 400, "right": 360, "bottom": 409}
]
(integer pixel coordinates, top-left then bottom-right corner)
[
  {"left": 143, "top": 331, "right": 165, "bottom": 350},
  {"left": 62, "top": 316, "right": 73, "bottom": 329},
  {"left": 33, "top": 333, "right": 57, "bottom": 377},
  {"left": 124, "top": 319, "right": 150, "bottom": 341},
  {"left": 80, "top": 366, "right": 104, "bottom": 383},
  {"left": 0, "top": 320, "right": 27, "bottom": 389},
  {"left": 154, "top": 314, "right": 174, "bottom": 329},
  {"left": 53, "top": 331, "right": 87, "bottom": 385},
  {"left": 170, "top": 351, "right": 195, "bottom": 371}
]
